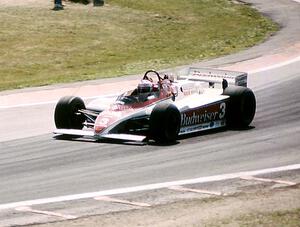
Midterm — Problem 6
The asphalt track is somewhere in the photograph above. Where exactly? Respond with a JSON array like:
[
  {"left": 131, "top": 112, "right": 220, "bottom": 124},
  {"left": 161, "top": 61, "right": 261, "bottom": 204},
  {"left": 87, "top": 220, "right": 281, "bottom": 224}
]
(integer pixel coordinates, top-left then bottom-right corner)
[{"left": 0, "top": 0, "right": 300, "bottom": 214}]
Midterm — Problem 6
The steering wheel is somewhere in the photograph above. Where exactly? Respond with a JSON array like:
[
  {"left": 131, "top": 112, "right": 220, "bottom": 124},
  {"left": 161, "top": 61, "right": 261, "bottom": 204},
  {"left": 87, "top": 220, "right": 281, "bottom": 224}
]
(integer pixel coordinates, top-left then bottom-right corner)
[
  {"left": 143, "top": 70, "right": 163, "bottom": 82},
  {"left": 121, "top": 96, "right": 138, "bottom": 104}
]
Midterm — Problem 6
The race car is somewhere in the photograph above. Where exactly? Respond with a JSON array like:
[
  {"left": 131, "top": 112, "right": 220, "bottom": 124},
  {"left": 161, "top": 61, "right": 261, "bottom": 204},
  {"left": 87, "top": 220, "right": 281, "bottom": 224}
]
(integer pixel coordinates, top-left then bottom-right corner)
[{"left": 53, "top": 68, "right": 256, "bottom": 143}]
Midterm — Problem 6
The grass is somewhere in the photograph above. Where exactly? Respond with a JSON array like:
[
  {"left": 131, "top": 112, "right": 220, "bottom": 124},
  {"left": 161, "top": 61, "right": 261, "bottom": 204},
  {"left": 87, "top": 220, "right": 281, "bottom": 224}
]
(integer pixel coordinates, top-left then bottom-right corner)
[
  {"left": 0, "top": 0, "right": 278, "bottom": 91},
  {"left": 218, "top": 208, "right": 300, "bottom": 227}
]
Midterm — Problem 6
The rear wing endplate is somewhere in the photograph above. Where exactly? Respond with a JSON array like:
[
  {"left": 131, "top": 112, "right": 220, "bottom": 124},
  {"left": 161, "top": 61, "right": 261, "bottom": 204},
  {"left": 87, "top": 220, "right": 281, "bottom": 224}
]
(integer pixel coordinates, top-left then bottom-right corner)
[{"left": 178, "top": 67, "right": 248, "bottom": 87}]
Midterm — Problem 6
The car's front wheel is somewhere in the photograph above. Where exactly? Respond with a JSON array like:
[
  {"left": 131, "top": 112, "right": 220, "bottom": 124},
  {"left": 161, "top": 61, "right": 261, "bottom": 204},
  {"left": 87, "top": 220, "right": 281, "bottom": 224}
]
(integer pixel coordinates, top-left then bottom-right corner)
[{"left": 54, "top": 96, "right": 86, "bottom": 129}]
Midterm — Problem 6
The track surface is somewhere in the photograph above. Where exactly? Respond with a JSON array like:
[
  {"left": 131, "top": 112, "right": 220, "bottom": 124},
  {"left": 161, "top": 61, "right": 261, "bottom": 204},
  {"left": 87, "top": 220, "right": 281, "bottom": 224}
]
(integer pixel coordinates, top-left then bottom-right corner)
[
  {"left": 1, "top": 61, "right": 299, "bottom": 205},
  {"left": 0, "top": 0, "right": 300, "bottom": 209}
]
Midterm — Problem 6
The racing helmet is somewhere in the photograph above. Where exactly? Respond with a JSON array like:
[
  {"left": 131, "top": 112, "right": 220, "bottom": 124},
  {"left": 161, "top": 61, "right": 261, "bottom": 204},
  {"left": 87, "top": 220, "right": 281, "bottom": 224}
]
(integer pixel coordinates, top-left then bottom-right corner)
[{"left": 138, "top": 79, "right": 153, "bottom": 93}]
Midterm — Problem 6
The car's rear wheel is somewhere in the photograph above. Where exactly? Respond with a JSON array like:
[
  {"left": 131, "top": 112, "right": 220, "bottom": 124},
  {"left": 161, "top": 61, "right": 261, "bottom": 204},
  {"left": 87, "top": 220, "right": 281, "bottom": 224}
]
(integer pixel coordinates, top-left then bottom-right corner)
[
  {"left": 54, "top": 96, "right": 86, "bottom": 129},
  {"left": 223, "top": 86, "right": 256, "bottom": 128},
  {"left": 149, "top": 103, "right": 181, "bottom": 143}
]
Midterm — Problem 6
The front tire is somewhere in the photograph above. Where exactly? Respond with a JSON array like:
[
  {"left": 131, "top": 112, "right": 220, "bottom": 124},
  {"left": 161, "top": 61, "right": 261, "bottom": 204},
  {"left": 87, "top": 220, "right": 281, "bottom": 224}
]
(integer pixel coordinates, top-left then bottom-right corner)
[
  {"left": 223, "top": 86, "right": 256, "bottom": 128},
  {"left": 54, "top": 96, "right": 86, "bottom": 129},
  {"left": 149, "top": 103, "right": 181, "bottom": 143}
]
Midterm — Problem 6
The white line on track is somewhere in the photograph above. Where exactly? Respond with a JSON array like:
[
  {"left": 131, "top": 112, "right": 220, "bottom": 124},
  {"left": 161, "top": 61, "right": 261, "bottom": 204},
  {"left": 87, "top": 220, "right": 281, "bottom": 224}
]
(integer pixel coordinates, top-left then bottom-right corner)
[
  {"left": 0, "top": 164, "right": 299, "bottom": 211},
  {"left": 247, "top": 55, "right": 300, "bottom": 74},
  {"left": 0, "top": 94, "right": 117, "bottom": 109},
  {"left": 0, "top": 100, "right": 59, "bottom": 109}
]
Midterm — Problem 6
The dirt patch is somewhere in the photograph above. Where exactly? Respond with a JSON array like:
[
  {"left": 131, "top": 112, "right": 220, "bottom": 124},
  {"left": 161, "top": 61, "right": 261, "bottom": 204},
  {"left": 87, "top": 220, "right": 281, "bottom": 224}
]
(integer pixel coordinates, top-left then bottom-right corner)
[
  {"left": 0, "top": 0, "right": 51, "bottom": 7},
  {"left": 35, "top": 185, "right": 300, "bottom": 227}
]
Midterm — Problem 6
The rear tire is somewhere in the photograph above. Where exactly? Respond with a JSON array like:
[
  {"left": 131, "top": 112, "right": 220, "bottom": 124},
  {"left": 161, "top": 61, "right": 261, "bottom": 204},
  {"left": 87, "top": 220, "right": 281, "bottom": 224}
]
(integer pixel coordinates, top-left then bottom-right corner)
[
  {"left": 54, "top": 96, "right": 86, "bottom": 129},
  {"left": 223, "top": 86, "right": 256, "bottom": 128},
  {"left": 149, "top": 103, "right": 181, "bottom": 143}
]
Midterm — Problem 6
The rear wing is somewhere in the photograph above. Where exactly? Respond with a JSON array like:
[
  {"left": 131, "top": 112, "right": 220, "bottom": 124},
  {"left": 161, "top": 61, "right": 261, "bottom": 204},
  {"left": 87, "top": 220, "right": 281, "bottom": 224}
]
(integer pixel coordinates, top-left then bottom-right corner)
[{"left": 178, "top": 67, "right": 248, "bottom": 87}]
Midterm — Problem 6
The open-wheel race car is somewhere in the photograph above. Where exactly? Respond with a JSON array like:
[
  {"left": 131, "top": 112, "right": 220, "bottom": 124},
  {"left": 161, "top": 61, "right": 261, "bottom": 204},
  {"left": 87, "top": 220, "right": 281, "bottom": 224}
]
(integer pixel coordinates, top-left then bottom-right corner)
[{"left": 53, "top": 68, "right": 256, "bottom": 143}]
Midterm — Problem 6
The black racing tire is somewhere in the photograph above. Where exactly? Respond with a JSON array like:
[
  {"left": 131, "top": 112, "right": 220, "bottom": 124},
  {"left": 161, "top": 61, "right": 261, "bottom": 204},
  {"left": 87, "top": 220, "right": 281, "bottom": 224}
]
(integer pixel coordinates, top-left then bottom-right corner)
[
  {"left": 223, "top": 86, "right": 256, "bottom": 128},
  {"left": 54, "top": 96, "right": 86, "bottom": 129},
  {"left": 149, "top": 103, "right": 181, "bottom": 143}
]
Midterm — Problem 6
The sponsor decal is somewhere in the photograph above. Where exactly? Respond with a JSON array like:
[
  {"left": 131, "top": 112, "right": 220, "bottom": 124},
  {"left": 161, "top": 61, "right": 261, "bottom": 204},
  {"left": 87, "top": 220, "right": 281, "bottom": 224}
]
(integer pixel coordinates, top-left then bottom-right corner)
[
  {"left": 189, "top": 68, "right": 247, "bottom": 87},
  {"left": 94, "top": 111, "right": 124, "bottom": 133},
  {"left": 181, "top": 102, "right": 226, "bottom": 127},
  {"left": 191, "top": 70, "right": 236, "bottom": 80},
  {"left": 179, "top": 120, "right": 226, "bottom": 134},
  {"left": 111, "top": 104, "right": 133, "bottom": 111}
]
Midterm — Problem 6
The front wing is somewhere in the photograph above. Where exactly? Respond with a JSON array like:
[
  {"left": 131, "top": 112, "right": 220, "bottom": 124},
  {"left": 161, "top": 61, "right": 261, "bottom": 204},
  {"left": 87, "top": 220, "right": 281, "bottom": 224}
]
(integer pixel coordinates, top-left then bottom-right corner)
[{"left": 53, "top": 129, "right": 147, "bottom": 142}]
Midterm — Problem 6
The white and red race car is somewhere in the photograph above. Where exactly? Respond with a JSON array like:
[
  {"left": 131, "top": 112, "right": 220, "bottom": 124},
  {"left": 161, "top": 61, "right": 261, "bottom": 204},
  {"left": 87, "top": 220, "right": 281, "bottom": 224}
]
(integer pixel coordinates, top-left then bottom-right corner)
[{"left": 53, "top": 68, "right": 256, "bottom": 143}]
